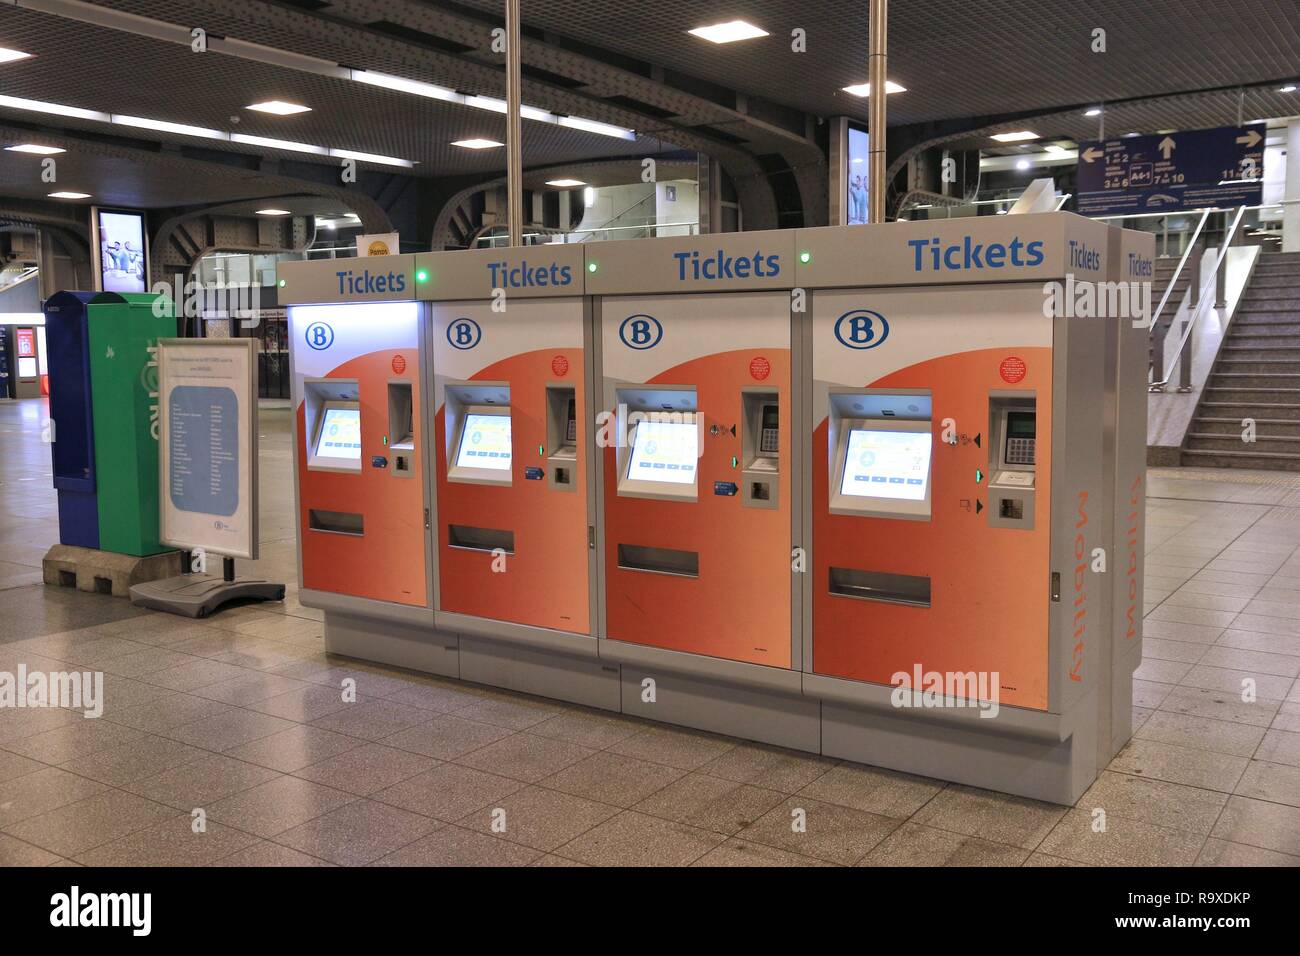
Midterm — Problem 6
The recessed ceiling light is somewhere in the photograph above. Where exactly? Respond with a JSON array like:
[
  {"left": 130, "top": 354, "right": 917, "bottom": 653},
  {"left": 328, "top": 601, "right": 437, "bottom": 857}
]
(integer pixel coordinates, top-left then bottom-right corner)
[
  {"left": 231, "top": 133, "right": 329, "bottom": 155},
  {"left": 256, "top": 208, "right": 292, "bottom": 216},
  {"left": 840, "top": 81, "right": 908, "bottom": 97},
  {"left": 112, "top": 114, "right": 225, "bottom": 139},
  {"left": 246, "top": 100, "right": 312, "bottom": 116},
  {"left": 351, "top": 70, "right": 459, "bottom": 103},
  {"left": 1123, "top": 131, "right": 1140, "bottom": 138},
  {"left": 546, "top": 179, "right": 586, "bottom": 187},
  {"left": 329, "top": 147, "right": 413, "bottom": 168},
  {"left": 5, "top": 144, "right": 65, "bottom": 154},
  {"left": 452, "top": 138, "right": 504, "bottom": 149},
  {"left": 557, "top": 116, "right": 635, "bottom": 139},
  {"left": 687, "top": 20, "right": 769, "bottom": 44},
  {"left": 0, "top": 94, "right": 109, "bottom": 121},
  {"left": 1279, "top": 85, "right": 1297, "bottom": 93},
  {"left": 1084, "top": 108, "right": 1102, "bottom": 117},
  {"left": 1016, "top": 159, "right": 1031, "bottom": 170},
  {"left": 0, "top": 47, "right": 31, "bottom": 64},
  {"left": 1044, "top": 144, "right": 1069, "bottom": 156},
  {"left": 991, "top": 130, "right": 1039, "bottom": 143},
  {"left": 48, "top": 191, "right": 90, "bottom": 200}
]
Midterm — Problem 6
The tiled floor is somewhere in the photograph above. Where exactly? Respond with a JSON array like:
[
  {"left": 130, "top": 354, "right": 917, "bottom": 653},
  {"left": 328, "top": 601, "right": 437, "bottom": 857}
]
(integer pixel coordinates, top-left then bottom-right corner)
[{"left": 2, "top": 398, "right": 1299, "bottom": 866}]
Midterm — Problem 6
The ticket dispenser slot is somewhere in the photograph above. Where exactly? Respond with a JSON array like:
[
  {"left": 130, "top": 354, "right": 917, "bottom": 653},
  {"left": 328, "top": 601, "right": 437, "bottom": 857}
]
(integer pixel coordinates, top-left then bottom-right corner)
[
  {"left": 387, "top": 381, "right": 415, "bottom": 477},
  {"left": 615, "top": 385, "right": 701, "bottom": 502},
  {"left": 304, "top": 379, "right": 362, "bottom": 474},
  {"left": 546, "top": 385, "right": 577, "bottom": 492},
  {"left": 445, "top": 382, "right": 512, "bottom": 486},
  {"left": 741, "top": 391, "right": 779, "bottom": 510},
  {"left": 987, "top": 395, "right": 1037, "bottom": 531}
]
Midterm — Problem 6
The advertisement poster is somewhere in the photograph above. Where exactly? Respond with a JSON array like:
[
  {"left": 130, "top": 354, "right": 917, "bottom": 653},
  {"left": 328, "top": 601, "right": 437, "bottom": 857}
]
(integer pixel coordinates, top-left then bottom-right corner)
[
  {"left": 96, "top": 208, "right": 149, "bottom": 293},
  {"left": 157, "top": 338, "right": 258, "bottom": 559}
]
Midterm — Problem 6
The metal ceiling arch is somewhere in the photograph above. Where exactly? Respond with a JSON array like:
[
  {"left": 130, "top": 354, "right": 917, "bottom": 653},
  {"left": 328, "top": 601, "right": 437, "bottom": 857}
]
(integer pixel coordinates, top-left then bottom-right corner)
[
  {"left": 0, "top": 199, "right": 93, "bottom": 285},
  {"left": 429, "top": 155, "right": 703, "bottom": 248},
  {"left": 8, "top": 0, "right": 812, "bottom": 226}
]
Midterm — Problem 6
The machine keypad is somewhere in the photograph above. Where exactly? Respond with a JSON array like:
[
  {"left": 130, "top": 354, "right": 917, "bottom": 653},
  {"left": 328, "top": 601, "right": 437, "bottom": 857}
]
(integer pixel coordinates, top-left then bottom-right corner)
[
  {"left": 760, "top": 428, "right": 779, "bottom": 454},
  {"left": 1006, "top": 437, "right": 1035, "bottom": 465}
]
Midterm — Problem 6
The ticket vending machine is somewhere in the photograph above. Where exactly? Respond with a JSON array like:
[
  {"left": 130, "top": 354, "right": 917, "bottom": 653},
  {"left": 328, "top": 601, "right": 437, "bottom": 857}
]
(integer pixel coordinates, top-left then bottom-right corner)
[
  {"left": 1101, "top": 225, "right": 1154, "bottom": 763},
  {"left": 797, "top": 213, "right": 1118, "bottom": 802},
  {"left": 587, "top": 233, "right": 815, "bottom": 749},
  {"left": 280, "top": 255, "right": 453, "bottom": 675},
  {"left": 417, "top": 246, "right": 610, "bottom": 706}
]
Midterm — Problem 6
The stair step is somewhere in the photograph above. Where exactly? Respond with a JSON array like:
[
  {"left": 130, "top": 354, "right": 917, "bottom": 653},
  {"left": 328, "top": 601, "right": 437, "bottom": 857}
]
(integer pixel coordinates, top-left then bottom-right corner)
[
  {"left": 1226, "top": 334, "right": 1300, "bottom": 345},
  {"left": 1203, "top": 387, "right": 1300, "bottom": 403},
  {"left": 1181, "top": 449, "right": 1300, "bottom": 471},
  {"left": 1223, "top": 348, "right": 1300, "bottom": 360},
  {"left": 1194, "top": 417, "right": 1300, "bottom": 430},
  {"left": 1217, "top": 360, "right": 1300, "bottom": 373},
  {"left": 1211, "top": 375, "right": 1300, "bottom": 389},
  {"left": 1187, "top": 435, "right": 1300, "bottom": 452}
]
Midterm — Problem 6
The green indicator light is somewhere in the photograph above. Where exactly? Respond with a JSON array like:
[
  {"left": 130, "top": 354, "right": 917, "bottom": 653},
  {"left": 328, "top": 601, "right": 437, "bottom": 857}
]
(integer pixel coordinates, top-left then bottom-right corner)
[
  {"left": 383, "top": 435, "right": 388, "bottom": 446},
  {"left": 731, "top": 456, "right": 738, "bottom": 469},
  {"left": 416, "top": 269, "right": 429, "bottom": 283},
  {"left": 975, "top": 468, "right": 984, "bottom": 484},
  {"left": 277, "top": 278, "right": 286, "bottom": 288},
  {"left": 799, "top": 251, "right": 811, "bottom": 264},
  {"left": 538, "top": 444, "right": 545, "bottom": 456},
  {"left": 587, "top": 262, "right": 598, "bottom": 273}
]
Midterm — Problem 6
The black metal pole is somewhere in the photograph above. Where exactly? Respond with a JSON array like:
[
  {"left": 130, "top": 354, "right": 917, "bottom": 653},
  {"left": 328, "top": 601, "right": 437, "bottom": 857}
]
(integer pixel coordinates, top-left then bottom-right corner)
[{"left": 223, "top": 556, "right": 235, "bottom": 583}]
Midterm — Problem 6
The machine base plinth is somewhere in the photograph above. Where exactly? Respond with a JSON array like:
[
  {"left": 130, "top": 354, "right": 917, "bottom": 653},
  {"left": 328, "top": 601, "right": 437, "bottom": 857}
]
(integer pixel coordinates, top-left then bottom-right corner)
[
  {"left": 129, "top": 574, "right": 285, "bottom": 618},
  {"left": 43, "top": 544, "right": 182, "bottom": 598}
]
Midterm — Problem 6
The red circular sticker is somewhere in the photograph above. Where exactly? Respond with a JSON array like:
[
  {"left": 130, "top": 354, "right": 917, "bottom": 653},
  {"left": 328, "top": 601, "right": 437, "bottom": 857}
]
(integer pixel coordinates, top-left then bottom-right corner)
[
  {"left": 551, "top": 355, "right": 570, "bottom": 377},
  {"left": 749, "top": 356, "right": 771, "bottom": 381},
  {"left": 999, "top": 356, "right": 1027, "bottom": 384},
  {"left": 391, "top": 355, "right": 407, "bottom": 375}
]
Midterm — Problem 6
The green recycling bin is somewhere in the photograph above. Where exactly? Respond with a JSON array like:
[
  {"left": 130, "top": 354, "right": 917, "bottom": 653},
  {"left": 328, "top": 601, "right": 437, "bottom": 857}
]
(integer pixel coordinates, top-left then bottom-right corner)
[{"left": 86, "top": 292, "right": 176, "bottom": 557}]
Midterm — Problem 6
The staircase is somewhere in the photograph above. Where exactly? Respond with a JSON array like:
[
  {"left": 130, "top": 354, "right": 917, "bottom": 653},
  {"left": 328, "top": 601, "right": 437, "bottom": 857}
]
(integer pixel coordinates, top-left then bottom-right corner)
[
  {"left": 1151, "top": 256, "right": 1195, "bottom": 359},
  {"left": 1183, "top": 250, "right": 1300, "bottom": 470}
]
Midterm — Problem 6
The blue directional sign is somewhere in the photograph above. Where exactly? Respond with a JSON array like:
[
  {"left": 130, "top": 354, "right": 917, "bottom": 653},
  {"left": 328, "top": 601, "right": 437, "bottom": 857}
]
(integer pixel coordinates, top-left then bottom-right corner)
[{"left": 1076, "top": 125, "right": 1264, "bottom": 216}]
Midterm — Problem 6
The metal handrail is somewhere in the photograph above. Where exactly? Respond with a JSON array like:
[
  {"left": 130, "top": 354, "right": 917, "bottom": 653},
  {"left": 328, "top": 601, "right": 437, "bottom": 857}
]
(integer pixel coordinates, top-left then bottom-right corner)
[
  {"left": 1150, "top": 205, "right": 1247, "bottom": 391},
  {"left": 1151, "top": 207, "right": 1211, "bottom": 334},
  {"left": 575, "top": 191, "right": 657, "bottom": 242}
]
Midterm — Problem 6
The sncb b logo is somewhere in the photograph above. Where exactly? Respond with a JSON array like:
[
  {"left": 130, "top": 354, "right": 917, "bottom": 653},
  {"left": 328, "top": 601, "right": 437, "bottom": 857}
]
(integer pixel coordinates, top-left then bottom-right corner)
[
  {"left": 834, "top": 309, "right": 889, "bottom": 350},
  {"left": 619, "top": 314, "right": 662, "bottom": 350},
  {"left": 447, "top": 317, "right": 482, "bottom": 350},
  {"left": 305, "top": 322, "right": 334, "bottom": 351}
]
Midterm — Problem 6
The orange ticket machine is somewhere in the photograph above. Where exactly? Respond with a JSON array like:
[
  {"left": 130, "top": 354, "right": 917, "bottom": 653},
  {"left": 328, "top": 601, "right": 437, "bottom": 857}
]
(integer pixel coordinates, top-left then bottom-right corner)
[
  {"left": 585, "top": 232, "right": 816, "bottom": 750},
  {"left": 280, "top": 255, "right": 456, "bottom": 677},
  {"left": 797, "top": 213, "right": 1122, "bottom": 802},
  {"left": 415, "top": 247, "right": 611, "bottom": 706}
]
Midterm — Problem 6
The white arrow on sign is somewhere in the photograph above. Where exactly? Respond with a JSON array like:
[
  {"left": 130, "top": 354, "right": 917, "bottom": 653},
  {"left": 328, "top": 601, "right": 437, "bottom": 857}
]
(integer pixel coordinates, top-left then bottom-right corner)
[
  {"left": 1158, "top": 136, "right": 1176, "bottom": 159},
  {"left": 1081, "top": 147, "right": 1104, "bottom": 163},
  {"left": 1236, "top": 129, "right": 1263, "bottom": 148}
]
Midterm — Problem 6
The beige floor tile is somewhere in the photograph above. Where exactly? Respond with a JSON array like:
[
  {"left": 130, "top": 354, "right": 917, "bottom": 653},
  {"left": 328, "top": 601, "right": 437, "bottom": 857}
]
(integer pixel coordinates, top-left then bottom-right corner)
[
  {"left": 1157, "top": 685, "right": 1280, "bottom": 727},
  {"left": 795, "top": 763, "right": 943, "bottom": 818},
  {"left": 697, "top": 742, "right": 836, "bottom": 793},
  {"left": 224, "top": 724, "right": 362, "bottom": 773},
  {"left": 1140, "top": 638, "right": 1209, "bottom": 665},
  {"left": 0, "top": 748, "right": 53, "bottom": 781},
  {"left": 293, "top": 743, "right": 437, "bottom": 796},
  {"left": 1134, "top": 710, "right": 1266, "bottom": 758},
  {"left": 692, "top": 837, "right": 835, "bottom": 867},
  {"left": 122, "top": 752, "right": 282, "bottom": 810},
  {"left": 455, "top": 732, "right": 594, "bottom": 783},
  {"left": 1254, "top": 729, "right": 1300, "bottom": 768},
  {"left": 528, "top": 709, "right": 643, "bottom": 750},
  {"left": 248, "top": 683, "right": 355, "bottom": 722},
  {"left": 632, "top": 773, "right": 785, "bottom": 835},
  {"left": 1109, "top": 738, "right": 1249, "bottom": 792},
  {"left": 540, "top": 751, "right": 685, "bottom": 808},
  {"left": 1078, "top": 770, "right": 1227, "bottom": 834},
  {"left": 557, "top": 810, "right": 726, "bottom": 866},
  {"left": 860, "top": 821, "right": 1029, "bottom": 866},
  {"left": 1210, "top": 795, "right": 1300, "bottom": 856},
  {"left": 209, "top": 841, "right": 335, "bottom": 867},
  {"left": 909, "top": 784, "right": 1066, "bottom": 849},
  {"left": 1179, "top": 664, "right": 1294, "bottom": 700},
  {"left": 206, "top": 775, "right": 356, "bottom": 838},
  {"left": 102, "top": 693, "right": 234, "bottom": 732},
  {"left": 308, "top": 699, "right": 432, "bottom": 741},
  {"left": 1037, "top": 808, "right": 1204, "bottom": 866},
  {"left": 381, "top": 714, "right": 514, "bottom": 760},
  {"left": 450, "top": 695, "right": 564, "bottom": 730},
  {"left": 372, "top": 763, "right": 524, "bottom": 822},
  {"left": 608, "top": 725, "right": 736, "bottom": 770},
  {"left": 0, "top": 832, "right": 61, "bottom": 866},
  {"left": 77, "top": 814, "right": 260, "bottom": 866},
  {"left": 374, "top": 824, "right": 542, "bottom": 866},
  {"left": 458, "top": 785, "right": 618, "bottom": 852},
  {"left": 59, "top": 734, "right": 208, "bottom": 787},
  {"left": 1195, "top": 837, "right": 1300, "bottom": 866},
  {"left": 163, "top": 708, "right": 297, "bottom": 752},
  {"left": 274, "top": 799, "right": 440, "bottom": 866},
  {"left": 0, "top": 767, "right": 108, "bottom": 828},
  {"left": 3, "top": 789, "right": 174, "bottom": 857},
  {"left": 736, "top": 796, "right": 899, "bottom": 865},
  {"left": 1233, "top": 760, "right": 1300, "bottom": 806}
]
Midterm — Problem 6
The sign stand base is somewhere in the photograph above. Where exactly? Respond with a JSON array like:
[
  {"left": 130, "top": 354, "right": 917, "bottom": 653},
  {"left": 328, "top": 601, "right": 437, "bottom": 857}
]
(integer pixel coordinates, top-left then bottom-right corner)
[{"left": 129, "top": 566, "right": 285, "bottom": 619}]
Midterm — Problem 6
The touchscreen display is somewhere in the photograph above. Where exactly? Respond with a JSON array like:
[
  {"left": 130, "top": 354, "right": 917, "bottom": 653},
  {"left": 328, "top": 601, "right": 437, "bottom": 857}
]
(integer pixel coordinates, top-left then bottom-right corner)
[
  {"left": 840, "top": 429, "right": 931, "bottom": 500},
  {"left": 316, "top": 407, "right": 361, "bottom": 460},
  {"left": 457, "top": 413, "right": 512, "bottom": 470},
  {"left": 627, "top": 420, "right": 698, "bottom": 484}
]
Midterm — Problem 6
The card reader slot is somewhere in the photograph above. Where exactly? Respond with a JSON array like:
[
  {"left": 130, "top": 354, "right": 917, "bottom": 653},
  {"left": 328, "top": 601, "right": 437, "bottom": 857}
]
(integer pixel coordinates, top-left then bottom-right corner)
[
  {"left": 448, "top": 524, "right": 516, "bottom": 554},
  {"left": 309, "top": 509, "right": 364, "bottom": 536},
  {"left": 617, "top": 543, "right": 700, "bottom": 578},
  {"left": 828, "top": 567, "right": 931, "bottom": 608}
]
